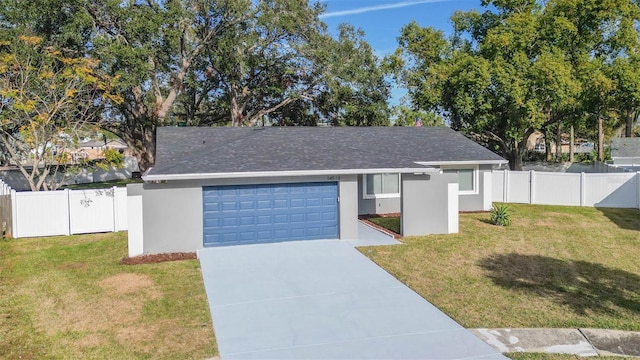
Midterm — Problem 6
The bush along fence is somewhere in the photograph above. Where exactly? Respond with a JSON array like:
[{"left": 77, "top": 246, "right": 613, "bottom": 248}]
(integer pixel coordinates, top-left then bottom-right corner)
[
  {"left": 492, "top": 170, "right": 640, "bottom": 209},
  {"left": 0, "top": 179, "right": 127, "bottom": 238}
]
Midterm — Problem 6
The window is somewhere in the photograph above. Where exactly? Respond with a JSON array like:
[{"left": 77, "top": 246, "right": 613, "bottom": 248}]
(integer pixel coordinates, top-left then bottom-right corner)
[
  {"left": 363, "top": 173, "right": 400, "bottom": 199},
  {"left": 442, "top": 167, "right": 478, "bottom": 195}
]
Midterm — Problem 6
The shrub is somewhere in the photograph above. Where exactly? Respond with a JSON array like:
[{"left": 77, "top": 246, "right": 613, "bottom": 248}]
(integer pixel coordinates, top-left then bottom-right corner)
[{"left": 490, "top": 204, "right": 512, "bottom": 226}]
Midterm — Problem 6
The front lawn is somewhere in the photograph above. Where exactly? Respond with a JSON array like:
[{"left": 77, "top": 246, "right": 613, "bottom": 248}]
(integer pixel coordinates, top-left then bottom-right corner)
[
  {"left": 363, "top": 204, "right": 640, "bottom": 330},
  {"left": 0, "top": 232, "right": 217, "bottom": 359}
]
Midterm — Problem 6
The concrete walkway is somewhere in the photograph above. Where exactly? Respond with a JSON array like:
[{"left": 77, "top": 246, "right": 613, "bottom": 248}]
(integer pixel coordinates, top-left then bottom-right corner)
[
  {"left": 345, "top": 221, "right": 401, "bottom": 247},
  {"left": 472, "top": 328, "right": 640, "bottom": 357},
  {"left": 199, "top": 239, "right": 505, "bottom": 359}
]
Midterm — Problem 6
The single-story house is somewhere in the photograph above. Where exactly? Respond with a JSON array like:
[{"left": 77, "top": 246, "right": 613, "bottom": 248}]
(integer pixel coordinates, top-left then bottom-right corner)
[
  {"left": 611, "top": 138, "right": 640, "bottom": 165},
  {"left": 105, "top": 138, "right": 132, "bottom": 156},
  {"left": 127, "top": 126, "right": 506, "bottom": 256}
]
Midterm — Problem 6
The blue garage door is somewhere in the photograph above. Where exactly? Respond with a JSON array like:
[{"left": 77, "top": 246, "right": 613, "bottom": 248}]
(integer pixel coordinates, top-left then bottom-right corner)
[{"left": 203, "top": 182, "right": 339, "bottom": 247}]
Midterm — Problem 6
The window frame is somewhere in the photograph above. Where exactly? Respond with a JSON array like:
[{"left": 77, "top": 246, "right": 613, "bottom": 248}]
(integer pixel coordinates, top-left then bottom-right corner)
[
  {"left": 362, "top": 173, "right": 401, "bottom": 199},
  {"left": 441, "top": 165, "right": 479, "bottom": 195}
]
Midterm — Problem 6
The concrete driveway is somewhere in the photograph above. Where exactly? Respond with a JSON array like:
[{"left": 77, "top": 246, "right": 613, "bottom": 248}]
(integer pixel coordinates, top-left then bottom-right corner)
[{"left": 199, "top": 238, "right": 506, "bottom": 359}]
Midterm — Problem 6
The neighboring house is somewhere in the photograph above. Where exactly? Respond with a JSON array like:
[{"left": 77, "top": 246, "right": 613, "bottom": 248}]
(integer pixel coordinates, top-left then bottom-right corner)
[
  {"left": 129, "top": 127, "right": 506, "bottom": 255},
  {"left": 78, "top": 140, "right": 106, "bottom": 160},
  {"left": 611, "top": 138, "right": 640, "bottom": 165},
  {"left": 76, "top": 138, "right": 133, "bottom": 160},
  {"left": 105, "top": 138, "right": 133, "bottom": 156},
  {"left": 527, "top": 131, "right": 594, "bottom": 154}
]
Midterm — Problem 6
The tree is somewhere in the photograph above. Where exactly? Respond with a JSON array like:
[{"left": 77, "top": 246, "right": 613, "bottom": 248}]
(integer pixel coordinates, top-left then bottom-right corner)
[
  {"left": 3, "top": 1, "right": 391, "bottom": 171},
  {"left": 389, "top": 0, "right": 639, "bottom": 169},
  {"left": 0, "top": 35, "right": 120, "bottom": 191},
  {"left": 316, "top": 24, "right": 391, "bottom": 126},
  {"left": 86, "top": 0, "right": 245, "bottom": 170},
  {"left": 391, "top": 103, "right": 443, "bottom": 126},
  {"left": 610, "top": 54, "right": 640, "bottom": 138},
  {"left": 181, "top": 17, "right": 389, "bottom": 127},
  {"left": 389, "top": 9, "right": 558, "bottom": 170},
  {"left": 556, "top": 0, "right": 639, "bottom": 158},
  {"left": 191, "top": 0, "right": 330, "bottom": 126}
]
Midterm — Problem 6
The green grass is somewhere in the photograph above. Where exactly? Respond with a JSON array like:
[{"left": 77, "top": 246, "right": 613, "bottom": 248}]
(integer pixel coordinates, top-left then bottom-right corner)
[
  {"left": 0, "top": 232, "right": 217, "bottom": 359},
  {"left": 363, "top": 204, "right": 640, "bottom": 331},
  {"left": 367, "top": 217, "right": 401, "bottom": 234},
  {"left": 61, "top": 178, "right": 142, "bottom": 189}
]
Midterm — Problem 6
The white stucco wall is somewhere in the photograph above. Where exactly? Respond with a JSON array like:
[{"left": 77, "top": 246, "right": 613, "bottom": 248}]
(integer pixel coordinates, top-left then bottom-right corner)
[{"left": 401, "top": 173, "right": 459, "bottom": 236}]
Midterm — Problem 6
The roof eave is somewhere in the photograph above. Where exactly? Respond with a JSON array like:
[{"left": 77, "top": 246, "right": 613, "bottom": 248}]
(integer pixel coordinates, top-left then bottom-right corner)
[
  {"left": 142, "top": 167, "right": 442, "bottom": 182},
  {"left": 414, "top": 160, "right": 508, "bottom": 166}
]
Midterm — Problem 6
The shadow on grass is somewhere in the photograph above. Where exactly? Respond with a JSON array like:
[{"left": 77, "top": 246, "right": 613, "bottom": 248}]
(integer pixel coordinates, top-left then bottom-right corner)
[
  {"left": 595, "top": 207, "right": 640, "bottom": 232},
  {"left": 479, "top": 253, "right": 640, "bottom": 316},
  {"left": 478, "top": 218, "right": 495, "bottom": 225}
]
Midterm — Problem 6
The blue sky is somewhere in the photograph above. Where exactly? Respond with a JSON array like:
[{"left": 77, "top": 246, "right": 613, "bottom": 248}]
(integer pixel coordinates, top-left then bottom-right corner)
[{"left": 318, "top": 0, "right": 485, "bottom": 104}]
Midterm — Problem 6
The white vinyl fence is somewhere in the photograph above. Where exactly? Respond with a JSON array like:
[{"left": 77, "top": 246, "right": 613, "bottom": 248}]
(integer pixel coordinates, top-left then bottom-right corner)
[
  {"left": 2, "top": 179, "right": 128, "bottom": 238},
  {"left": 3, "top": 170, "right": 638, "bottom": 239},
  {"left": 492, "top": 170, "right": 640, "bottom": 209}
]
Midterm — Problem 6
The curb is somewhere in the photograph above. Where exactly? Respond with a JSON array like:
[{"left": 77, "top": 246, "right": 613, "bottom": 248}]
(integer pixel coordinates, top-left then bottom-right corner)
[{"left": 472, "top": 328, "right": 640, "bottom": 358}]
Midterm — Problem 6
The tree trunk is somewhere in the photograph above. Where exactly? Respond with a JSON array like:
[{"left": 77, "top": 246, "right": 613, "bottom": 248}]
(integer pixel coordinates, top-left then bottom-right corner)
[
  {"left": 230, "top": 89, "right": 244, "bottom": 127},
  {"left": 555, "top": 120, "right": 562, "bottom": 162},
  {"left": 569, "top": 125, "right": 575, "bottom": 163},
  {"left": 508, "top": 151, "right": 524, "bottom": 171},
  {"left": 597, "top": 115, "right": 605, "bottom": 162},
  {"left": 542, "top": 129, "right": 552, "bottom": 162},
  {"left": 105, "top": 117, "right": 157, "bottom": 172},
  {"left": 625, "top": 109, "right": 633, "bottom": 137},
  {"left": 138, "top": 126, "right": 156, "bottom": 172}
]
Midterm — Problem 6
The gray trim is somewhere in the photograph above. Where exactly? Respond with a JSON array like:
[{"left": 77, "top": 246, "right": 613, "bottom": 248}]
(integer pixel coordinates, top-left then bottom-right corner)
[
  {"left": 143, "top": 167, "right": 441, "bottom": 182},
  {"left": 415, "top": 160, "right": 507, "bottom": 166}
]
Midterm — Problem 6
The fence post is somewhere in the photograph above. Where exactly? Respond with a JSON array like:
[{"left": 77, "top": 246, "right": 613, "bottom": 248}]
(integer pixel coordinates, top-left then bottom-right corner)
[
  {"left": 529, "top": 170, "right": 535, "bottom": 205},
  {"left": 11, "top": 189, "right": 17, "bottom": 238},
  {"left": 580, "top": 172, "right": 586, "bottom": 207},
  {"left": 65, "top": 189, "right": 71, "bottom": 235},
  {"left": 503, "top": 169, "right": 509, "bottom": 203},
  {"left": 637, "top": 172, "right": 640, "bottom": 210},
  {"left": 112, "top": 186, "right": 117, "bottom": 232}
]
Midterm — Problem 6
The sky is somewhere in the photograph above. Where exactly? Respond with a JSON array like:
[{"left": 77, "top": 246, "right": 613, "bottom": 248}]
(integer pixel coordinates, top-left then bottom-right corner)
[{"left": 318, "top": 0, "right": 485, "bottom": 105}]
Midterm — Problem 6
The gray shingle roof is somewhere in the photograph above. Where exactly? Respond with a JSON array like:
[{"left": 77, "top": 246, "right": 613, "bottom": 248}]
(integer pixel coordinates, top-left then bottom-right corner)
[
  {"left": 611, "top": 138, "right": 640, "bottom": 158},
  {"left": 145, "top": 126, "right": 506, "bottom": 178}
]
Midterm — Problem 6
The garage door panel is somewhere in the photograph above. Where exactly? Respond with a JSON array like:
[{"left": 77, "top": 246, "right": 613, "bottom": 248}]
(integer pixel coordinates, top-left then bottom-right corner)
[
  {"left": 290, "top": 213, "right": 305, "bottom": 223},
  {"left": 290, "top": 198, "right": 305, "bottom": 208},
  {"left": 323, "top": 212, "right": 338, "bottom": 221},
  {"left": 203, "top": 182, "right": 338, "bottom": 247},
  {"left": 239, "top": 216, "right": 255, "bottom": 225},
  {"left": 273, "top": 199, "right": 288, "bottom": 209}
]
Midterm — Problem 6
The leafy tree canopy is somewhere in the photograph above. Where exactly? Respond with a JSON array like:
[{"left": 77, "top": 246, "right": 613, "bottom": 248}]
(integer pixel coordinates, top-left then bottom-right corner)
[
  {"left": 0, "top": 34, "right": 121, "bottom": 190},
  {"left": 388, "top": 0, "right": 640, "bottom": 169},
  {"left": 2, "top": 0, "right": 391, "bottom": 172}
]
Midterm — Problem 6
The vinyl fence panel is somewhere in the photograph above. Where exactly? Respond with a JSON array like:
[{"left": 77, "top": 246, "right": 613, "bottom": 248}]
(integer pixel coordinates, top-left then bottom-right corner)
[
  {"left": 492, "top": 170, "right": 506, "bottom": 202},
  {"left": 69, "top": 188, "right": 116, "bottom": 234},
  {"left": 583, "top": 173, "right": 638, "bottom": 208},
  {"left": 7, "top": 185, "right": 129, "bottom": 238},
  {"left": 533, "top": 172, "right": 581, "bottom": 206},
  {"left": 492, "top": 170, "right": 640, "bottom": 209},
  {"left": 507, "top": 171, "right": 531, "bottom": 203},
  {"left": 13, "top": 190, "right": 70, "bottom": 238}
]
